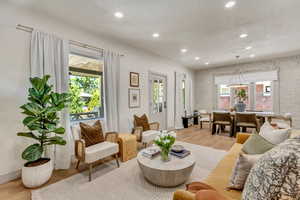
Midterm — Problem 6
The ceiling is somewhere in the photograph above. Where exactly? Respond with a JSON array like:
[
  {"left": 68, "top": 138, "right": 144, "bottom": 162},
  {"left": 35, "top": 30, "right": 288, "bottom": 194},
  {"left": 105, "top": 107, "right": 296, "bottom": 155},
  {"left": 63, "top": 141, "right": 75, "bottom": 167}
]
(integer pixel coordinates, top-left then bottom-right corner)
[{"left": 7, "top": 0, "right": 300, "bottom": 69}]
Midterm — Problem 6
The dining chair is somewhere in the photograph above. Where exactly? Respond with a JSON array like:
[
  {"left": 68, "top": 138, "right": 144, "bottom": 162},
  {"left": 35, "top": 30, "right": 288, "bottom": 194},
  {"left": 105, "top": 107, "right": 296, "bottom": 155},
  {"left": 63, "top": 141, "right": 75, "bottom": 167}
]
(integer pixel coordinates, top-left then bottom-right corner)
[
  {"left": 211, "top": 112, "right": 234, "bottom": 137},
  {"left": 235, "top": 113, "right": 260, "bottom": 135},
  {"left": 199, "top": 110, "right": 212, "bottom": 129}
]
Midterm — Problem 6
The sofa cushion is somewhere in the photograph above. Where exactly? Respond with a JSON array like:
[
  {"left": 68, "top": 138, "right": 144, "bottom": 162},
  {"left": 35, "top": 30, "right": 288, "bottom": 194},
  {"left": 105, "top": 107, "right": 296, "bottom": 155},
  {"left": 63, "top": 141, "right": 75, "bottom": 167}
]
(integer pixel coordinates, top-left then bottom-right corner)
[
  {"left": 259, "top": 121, "right": 291, "bottom": 145},
  {"left": 228, "top": 153, "right": 262, "bottom": 190},
  {"left": 80, "top": 120, "right": 105, "bottom": 147},
  {"left": 203, "top": 143, "right": 243, "bottom": 200},
  {"left": 85, "top": 141, "right": 119, "bottom": 163},
  {"left": 186, "top": 182, "right": 216, "bottom": 194},
  {"left": 241, "top": 134, "right": 275, "bottom": 154},
  {"left": 242, "top": 137, "right": 300, "bottom": 200},
  {"left": 134, "top": 114, "right": 150, "bottom": 131}
]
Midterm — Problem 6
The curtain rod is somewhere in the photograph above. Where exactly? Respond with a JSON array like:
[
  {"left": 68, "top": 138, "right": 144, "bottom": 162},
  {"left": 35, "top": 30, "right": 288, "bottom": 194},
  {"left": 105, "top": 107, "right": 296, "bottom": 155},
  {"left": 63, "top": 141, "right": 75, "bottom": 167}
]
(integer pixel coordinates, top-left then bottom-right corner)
[{"left": 16, "top": 24, "right": 125, "bottom": 56}]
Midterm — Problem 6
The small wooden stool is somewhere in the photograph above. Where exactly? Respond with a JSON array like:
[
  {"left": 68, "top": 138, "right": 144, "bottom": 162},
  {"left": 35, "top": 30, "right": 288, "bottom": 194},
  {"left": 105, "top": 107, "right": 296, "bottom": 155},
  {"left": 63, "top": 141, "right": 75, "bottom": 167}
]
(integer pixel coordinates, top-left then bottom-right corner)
[{"left": 118, "top": 134, "right": 137, "bottom": 162}]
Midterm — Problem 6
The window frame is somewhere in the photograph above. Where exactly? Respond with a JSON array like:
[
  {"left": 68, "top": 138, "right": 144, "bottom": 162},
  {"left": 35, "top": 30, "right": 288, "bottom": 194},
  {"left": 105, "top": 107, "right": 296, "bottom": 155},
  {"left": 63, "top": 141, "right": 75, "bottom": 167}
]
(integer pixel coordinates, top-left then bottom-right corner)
[{"left": 69, "top": 49, "right": 104, "bottom": 122}]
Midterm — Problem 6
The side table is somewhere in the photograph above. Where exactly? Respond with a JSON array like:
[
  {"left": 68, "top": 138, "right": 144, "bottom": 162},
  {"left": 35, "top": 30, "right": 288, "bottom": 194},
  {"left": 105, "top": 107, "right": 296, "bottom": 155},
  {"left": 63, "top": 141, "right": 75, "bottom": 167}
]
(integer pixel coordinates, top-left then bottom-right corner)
[{"left": 118, "top": 134, "right": 137, "bottom": 162}]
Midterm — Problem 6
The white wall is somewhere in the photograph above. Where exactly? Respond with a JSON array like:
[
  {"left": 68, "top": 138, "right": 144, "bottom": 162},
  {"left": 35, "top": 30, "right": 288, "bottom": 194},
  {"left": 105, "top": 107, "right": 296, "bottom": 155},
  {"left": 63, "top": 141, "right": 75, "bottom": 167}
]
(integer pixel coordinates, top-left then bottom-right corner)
[
  {"left": 0, "top": 2, "right": 195, "bottom": 182},
  {"left": 194, "top": 55, "right": 300, "bottom": 128}
]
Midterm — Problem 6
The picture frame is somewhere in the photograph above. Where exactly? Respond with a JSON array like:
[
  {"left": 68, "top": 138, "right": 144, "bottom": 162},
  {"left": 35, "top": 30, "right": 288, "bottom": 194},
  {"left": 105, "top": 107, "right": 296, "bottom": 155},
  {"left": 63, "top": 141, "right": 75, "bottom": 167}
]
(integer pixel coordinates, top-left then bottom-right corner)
[
  {"left": 130, "top": 72, "right": 139, "bottom": 87},
  {"left": 128, "top": 88, "right": 140, "bottom": 108}
]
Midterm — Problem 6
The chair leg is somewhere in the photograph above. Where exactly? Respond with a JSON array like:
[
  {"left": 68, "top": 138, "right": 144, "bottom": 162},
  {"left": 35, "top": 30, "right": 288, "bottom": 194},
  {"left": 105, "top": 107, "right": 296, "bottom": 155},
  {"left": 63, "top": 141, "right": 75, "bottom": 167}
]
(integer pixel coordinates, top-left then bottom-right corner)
[
  {"left": 200, "top": 121, "right": 203, "bottom": 129},
  {"left": 89, "top": 163, "right": 93, "bottom": 182},
  {"left": 76, "top": 160, "right": 80, "bottom": 169},
  {"left": 114, "top": 154, "right": 120, "bottom": 168}
]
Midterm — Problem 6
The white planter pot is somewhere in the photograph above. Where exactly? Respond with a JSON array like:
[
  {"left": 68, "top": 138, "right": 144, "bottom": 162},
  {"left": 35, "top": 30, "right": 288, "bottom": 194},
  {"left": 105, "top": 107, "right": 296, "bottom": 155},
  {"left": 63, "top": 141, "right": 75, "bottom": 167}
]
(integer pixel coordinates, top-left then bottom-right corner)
[{"left": 22, "top": 158, "right": 53, "bottom": 188}]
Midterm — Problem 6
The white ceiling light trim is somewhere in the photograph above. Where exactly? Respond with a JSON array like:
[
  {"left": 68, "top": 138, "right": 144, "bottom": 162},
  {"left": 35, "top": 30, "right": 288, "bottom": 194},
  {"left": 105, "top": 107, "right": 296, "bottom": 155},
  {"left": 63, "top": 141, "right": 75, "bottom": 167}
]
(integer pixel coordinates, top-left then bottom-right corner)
[
  {"left": 240, "top": 33, "right": 248, "bottom": 38},
  {"left": 181, "top": 49, "right": 188, "bottom": 53},
  {"left": 205, "top": 62, "right": 210, "bottom": 65},
  {"left": 114, "top": 12, "right": 124, "bottom": 18},
  {"left": 152, "top": 33, "right": 160, "bottom": 38},
  {"left": 195, "top": 57, "right": 200, "bottom": 60},
  {"left": 245, "top": 46, "right": 252, "bottom": 50},
  {"left": 225, "top": 1, "right": 236, "bottom": 8},
  {"left": 250, "top": 54, "right": 255, "bottom": 58}
]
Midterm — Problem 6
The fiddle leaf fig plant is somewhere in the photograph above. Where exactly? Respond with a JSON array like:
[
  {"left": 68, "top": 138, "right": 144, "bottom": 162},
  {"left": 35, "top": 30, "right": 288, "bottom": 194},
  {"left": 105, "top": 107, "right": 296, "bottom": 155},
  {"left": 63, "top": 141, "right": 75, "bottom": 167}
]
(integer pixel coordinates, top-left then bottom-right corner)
[{"left": 17, "top": 75, "right": 70, "bottom": 162}]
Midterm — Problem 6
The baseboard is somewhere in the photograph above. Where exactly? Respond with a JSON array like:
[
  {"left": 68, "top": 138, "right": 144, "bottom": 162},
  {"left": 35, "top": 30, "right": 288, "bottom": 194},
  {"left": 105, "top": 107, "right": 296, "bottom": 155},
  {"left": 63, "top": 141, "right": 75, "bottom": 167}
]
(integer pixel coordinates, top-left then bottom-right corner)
[{"left": 0, "top": 170, "right": 21, "bottom": 184}]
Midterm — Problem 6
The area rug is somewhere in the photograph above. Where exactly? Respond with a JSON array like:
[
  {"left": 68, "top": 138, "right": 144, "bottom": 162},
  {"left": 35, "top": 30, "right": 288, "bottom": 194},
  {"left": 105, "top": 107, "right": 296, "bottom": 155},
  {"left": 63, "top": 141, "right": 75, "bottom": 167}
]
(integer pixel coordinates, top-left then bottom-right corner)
[{"left": 32, "top": 142, "right": 227, "bottom": 200}]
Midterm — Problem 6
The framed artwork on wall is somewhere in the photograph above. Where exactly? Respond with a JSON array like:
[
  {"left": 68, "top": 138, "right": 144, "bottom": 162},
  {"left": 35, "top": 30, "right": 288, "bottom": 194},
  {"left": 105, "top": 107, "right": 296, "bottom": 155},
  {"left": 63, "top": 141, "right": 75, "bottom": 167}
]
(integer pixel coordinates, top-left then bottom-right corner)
[
  {"left": 130, "top": 72, "right": 139, "bottom": 87},
  {"left": 128, "top": 88, "right": 140, "bottom": 108}
]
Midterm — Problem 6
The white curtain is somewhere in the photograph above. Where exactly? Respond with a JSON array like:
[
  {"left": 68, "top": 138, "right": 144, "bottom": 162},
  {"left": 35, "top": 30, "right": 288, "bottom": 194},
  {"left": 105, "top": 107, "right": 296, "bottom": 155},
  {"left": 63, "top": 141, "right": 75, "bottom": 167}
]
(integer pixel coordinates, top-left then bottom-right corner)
[
  {"left": 174, "top": 72, "right": 185, "bottom": 129},
  {"left": 30, "top": 30, "right": 72, "bottom": 169},
  {"left": 185, "top": 75, "right": 193, "bottom": 114},
  {"left": 103, "top": 50, "right": 120, "bottom": 132}
]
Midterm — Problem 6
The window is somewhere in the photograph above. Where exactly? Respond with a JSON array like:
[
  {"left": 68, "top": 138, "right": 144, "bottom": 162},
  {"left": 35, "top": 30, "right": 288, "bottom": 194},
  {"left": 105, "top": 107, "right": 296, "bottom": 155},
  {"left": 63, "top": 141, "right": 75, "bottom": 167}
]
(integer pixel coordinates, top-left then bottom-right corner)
[
  {"left": 255, "top": 81, "right": 272, "bottom": 111},
  {"left": 69, "top": 53, "right": 104, "bottom": 121},
  {"left": 218, "top": 85, "right": 231, "bottom": 110},
  {"left": 152, "top": 79, "right": 164, "bottom": 113}
]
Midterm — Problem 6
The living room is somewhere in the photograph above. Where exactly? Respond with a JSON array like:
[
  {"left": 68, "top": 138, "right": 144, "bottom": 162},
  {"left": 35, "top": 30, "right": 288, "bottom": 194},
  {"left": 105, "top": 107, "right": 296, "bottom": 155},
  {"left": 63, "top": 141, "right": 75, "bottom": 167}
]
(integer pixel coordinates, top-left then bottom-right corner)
[{"left": 0, "top": 0, "right": 299, "bottom": 200}]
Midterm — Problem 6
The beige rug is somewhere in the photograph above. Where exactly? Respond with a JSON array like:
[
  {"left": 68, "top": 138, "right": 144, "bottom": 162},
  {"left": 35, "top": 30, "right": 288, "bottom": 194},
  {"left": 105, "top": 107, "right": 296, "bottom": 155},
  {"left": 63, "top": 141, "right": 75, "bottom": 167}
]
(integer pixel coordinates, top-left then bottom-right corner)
[{"left": 32, "top": 142, "right": 227, "bottom": 200}]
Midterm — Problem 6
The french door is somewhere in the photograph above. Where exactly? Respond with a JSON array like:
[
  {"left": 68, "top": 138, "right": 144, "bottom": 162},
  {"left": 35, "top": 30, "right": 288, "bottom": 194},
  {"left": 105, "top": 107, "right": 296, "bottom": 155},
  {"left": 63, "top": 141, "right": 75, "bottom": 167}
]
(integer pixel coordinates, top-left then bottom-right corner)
[{"left": 149, "top": 72, "right": 167, "bottom": 130}]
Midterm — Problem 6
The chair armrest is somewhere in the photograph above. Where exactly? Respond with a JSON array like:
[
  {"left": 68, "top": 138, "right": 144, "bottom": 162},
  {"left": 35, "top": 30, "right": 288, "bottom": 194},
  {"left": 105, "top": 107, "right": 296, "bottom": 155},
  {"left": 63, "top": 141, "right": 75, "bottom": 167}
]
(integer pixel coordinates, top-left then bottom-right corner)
[
  {"left": 236, "top": 133, "right": 251, "bottom": 144},
  {"left": 75, "top": 139, "right": 86, "bottom": 161},
  {"left": 173, "top": 190, "right": 195, "bottom": 200},
  {"left": 132, "top": 126, "right": 143, "bottom": 142},
  {"left": 105, "top": 132, "right": 119, "bottom": 143},
  {"left": 149, "top": 122, "right": 160, "bottom": 130}
]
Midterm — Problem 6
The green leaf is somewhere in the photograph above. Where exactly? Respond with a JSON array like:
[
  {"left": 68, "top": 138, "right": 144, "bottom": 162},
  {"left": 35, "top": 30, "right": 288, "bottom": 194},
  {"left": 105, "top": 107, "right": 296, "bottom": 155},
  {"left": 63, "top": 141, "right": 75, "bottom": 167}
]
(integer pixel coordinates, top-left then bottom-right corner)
[
  {"left": 45, "top": 136, "right": 66, "bottom": 145},
  {"left": 17, "top": 132, "right": 38, "bottom": 140},
  {"left": 53, "top": 127, "right": 65, "bottom": 134},
  {"left": 22, "top": 144, "right": 43, "bottom": 162},
  {"left": 23, "top": 116, "right": 40, "bottom": 127},
  {"left": 20, "top": 103, "right": 42, "bottom": 116}
]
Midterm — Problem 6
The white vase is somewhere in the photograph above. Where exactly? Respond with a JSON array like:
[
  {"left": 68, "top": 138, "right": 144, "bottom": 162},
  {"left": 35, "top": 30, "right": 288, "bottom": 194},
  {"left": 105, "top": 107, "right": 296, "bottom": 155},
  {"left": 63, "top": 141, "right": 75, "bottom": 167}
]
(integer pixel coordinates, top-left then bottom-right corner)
[{"left": 21, "top": 158, "right": 53, "bottom": 188}]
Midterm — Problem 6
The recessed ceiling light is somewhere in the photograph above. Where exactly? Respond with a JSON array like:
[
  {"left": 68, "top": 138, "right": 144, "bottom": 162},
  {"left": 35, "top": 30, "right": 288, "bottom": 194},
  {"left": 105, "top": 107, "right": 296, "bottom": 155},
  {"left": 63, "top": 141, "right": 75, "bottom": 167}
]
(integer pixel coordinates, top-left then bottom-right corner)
[
  {"left": 152, "top": 33, "right": 160, "bottom": 38},
  {"left": 250, "top": 54, "right": 255, "bottom": 58},
  {"left": 245, "top": 46, "right": 252, "bottom": 50},
  {"left": 205, "top": 62, "right": 210, "bottom": 65},
  {"left": 181, "top": 49, "right": 188, "bottom": 53},
  {"left": 114, "top": 12, "right": 124, "bottom": 18},
  {"left": 240, "top": 33, "right": 248, "bottom": 38},
  {"left": 195, "top": 57, "right": 200, "bottom": 60},
  {"left": 225, "top": 1, "right": 236, "bottom": 8}
]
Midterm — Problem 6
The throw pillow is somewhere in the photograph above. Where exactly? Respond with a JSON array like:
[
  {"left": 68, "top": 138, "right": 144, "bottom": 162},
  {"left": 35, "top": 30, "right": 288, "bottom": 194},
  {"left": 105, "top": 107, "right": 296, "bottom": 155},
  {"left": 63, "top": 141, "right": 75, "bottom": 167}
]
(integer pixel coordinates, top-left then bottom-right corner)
[
  {"left": 242, "top": 134, "right": 275, "bottom": 154},
  {"left": 134, "top": 114, "right": 150, "bottom": 131},
  {"left": 259, "top": 121, "right": 274, "bottom": 134},
  {"left": 195, "top": 190, "right": 229, "bottom": 200},
  {"left": 242, "top": 137, "right": 300, "bottom": 200},
  {"left": 260, "top": 128, "right": 291, "bottom": 145},
  {"left": 228, "top": 153, "right": 263, "bottom": 190},
  {"left": 186, "top": 182, "right": 216, "bottom": 194},
  {"left": 79, "top": 120, "right": 105, "bottom": 147}
]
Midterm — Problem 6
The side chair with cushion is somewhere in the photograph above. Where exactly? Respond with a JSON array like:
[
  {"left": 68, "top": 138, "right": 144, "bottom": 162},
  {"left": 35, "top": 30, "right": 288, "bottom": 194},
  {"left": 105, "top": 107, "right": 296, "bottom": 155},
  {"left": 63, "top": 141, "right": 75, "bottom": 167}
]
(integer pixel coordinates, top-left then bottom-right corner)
[
  {"left": 132, "top": 114, "right": 160, "bottom": 148},
  {"left": 212, "top": 112, "right": 234, "bottom": 137},
  {"left": 71, "top": 120, "right": 120, "bottom": 181},
  {"left": 199, "top": 110, "right": 212, "bottom": 129},
  {"left": 235, "top": 113, "right": 260, "bottom": 135}
]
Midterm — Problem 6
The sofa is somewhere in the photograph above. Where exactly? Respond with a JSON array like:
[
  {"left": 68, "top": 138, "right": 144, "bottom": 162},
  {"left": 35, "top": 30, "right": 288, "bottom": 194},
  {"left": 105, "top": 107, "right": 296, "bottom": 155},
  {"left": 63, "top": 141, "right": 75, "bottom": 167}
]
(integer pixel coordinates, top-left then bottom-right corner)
[
  {"left": 173, "top": 129, "right": 300, "bottom": 200},
  {"left": 173, "top": 132, "right": 252, "bottom": 200}
]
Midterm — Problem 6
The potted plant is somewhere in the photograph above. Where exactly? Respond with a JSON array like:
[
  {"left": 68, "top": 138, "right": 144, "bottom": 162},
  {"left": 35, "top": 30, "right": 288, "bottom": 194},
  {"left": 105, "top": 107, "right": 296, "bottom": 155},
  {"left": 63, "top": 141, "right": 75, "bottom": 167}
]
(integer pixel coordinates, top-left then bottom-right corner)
[
  {"left": 17, "top": 75, "right": 70, "bottom": 188},
  {"left": 234, "top": 88, "right": 247, "bottom": 112},
  {"left": 154, "top": 131, "right": 176, "bottom": 162}
]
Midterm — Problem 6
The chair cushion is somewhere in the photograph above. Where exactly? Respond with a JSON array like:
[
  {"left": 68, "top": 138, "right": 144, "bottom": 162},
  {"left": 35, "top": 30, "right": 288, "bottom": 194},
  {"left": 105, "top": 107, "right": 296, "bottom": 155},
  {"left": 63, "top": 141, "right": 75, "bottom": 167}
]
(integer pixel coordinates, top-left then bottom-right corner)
[
  {"left": 141, "top": 130, "right": 159, "bottom": 143},
  {"left": 214, "top": 121, "right": 231, "bottom": 125},
  {"left": 236, "top": 122, "right": 256, "bottom": 128},
  {"left": 134, "top": 114, "right": 150, "bottom": 131},
  {"left": 200, "top": 117, "right": 210, "bottom": 122},
  {"left": 80, "top": 120, "right": 105, "bottom": 147},
  {"left": 242, "top": 134, "right": 275, "bottom": 154},
  {"left": 85, "top": 141, "right": 119, "bottom": 163}
]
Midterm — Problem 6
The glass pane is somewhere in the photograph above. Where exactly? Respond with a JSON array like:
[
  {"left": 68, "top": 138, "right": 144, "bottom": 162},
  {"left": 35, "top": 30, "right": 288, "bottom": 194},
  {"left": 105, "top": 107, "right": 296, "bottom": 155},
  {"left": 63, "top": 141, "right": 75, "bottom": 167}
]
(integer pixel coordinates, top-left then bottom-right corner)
[
  {"left": 255, "top": 81, "right": 272, "bottom": 111},
  {"left": 69, "top": 54, "right": 103, "bottom": 121},
  {"left": 152, "top": 79, "right": 164, "bottom": 113},
  {"left": 218, "top": 85, "right": 230, "bottom": 110}
]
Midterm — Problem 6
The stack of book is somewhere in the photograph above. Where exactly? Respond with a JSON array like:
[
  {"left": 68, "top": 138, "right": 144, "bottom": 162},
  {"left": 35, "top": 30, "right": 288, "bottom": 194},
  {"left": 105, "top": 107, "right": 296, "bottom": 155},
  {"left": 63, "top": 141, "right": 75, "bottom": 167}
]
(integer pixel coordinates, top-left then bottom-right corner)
[
  {"left": 142, "top": 148, "right": 160, "bottom": 159},
  {"left": 170, "top": 149, "right": 191, "bottom": 159}
]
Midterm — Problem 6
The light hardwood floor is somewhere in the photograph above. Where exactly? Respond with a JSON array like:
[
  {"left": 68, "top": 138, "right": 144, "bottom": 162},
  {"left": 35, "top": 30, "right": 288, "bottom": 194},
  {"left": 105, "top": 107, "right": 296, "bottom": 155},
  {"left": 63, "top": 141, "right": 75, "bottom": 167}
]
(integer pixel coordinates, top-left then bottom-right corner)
[{"left": 0, "top": 125, "right": 235, "bottom": 200}]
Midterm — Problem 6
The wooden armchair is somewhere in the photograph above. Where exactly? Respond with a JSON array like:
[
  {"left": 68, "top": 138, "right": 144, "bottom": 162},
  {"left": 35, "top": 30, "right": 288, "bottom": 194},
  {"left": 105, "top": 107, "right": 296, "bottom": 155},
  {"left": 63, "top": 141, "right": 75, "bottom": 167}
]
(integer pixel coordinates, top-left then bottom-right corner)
[
  {"left": 72, "top": 121, "right": 120, "bottom": 181},
  {"left": 132, "top": 114, "right": 160, "bottom": 148}
]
